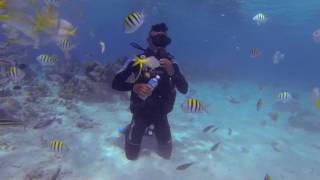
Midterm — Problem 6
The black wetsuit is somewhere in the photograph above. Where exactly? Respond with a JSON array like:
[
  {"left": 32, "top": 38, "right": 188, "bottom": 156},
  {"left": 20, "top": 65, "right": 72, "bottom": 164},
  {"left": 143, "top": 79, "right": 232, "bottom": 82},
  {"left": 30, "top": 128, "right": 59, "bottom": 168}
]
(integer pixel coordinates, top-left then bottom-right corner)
[{"left": 111, "top": 48, "right": 188, "bottom": 160}]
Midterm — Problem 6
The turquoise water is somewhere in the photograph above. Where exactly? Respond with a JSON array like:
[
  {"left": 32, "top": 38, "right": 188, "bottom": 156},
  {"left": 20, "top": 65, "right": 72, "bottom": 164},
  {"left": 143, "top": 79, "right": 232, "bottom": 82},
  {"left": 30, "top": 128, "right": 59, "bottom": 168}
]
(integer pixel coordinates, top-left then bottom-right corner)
[{"left": 0, "top": 0, "right": 320, "bottom": 179}]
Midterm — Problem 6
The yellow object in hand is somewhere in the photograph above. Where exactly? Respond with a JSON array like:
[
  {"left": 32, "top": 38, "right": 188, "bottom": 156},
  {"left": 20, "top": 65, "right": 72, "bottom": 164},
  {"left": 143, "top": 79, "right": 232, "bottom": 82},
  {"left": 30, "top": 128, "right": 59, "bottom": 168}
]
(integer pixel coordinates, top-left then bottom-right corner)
[{"left": 132, "top": 56, "right": 150, "bottom": 82}]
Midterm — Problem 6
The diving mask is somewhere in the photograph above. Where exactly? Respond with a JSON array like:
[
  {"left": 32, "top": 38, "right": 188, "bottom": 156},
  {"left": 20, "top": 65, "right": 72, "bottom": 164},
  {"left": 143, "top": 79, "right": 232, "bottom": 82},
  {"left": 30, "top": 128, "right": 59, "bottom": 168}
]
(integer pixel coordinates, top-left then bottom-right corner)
[{"left": 151, "top": 34, "right": 171, "bottom": 48}]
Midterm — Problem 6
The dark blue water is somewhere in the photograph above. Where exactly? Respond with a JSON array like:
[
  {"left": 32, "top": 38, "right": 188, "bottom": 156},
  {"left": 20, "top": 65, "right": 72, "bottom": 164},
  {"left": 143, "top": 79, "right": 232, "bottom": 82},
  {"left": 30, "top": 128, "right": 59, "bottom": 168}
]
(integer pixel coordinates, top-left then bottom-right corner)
[{"left": 53, "top": 0, "right": 320, "bottom": 89}]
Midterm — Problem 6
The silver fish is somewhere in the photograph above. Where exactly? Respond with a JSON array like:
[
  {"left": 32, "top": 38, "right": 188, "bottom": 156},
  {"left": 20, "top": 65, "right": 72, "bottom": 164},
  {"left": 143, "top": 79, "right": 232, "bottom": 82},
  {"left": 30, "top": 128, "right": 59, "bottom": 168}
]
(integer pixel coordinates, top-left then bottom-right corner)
[
  {"left": 202, "top": 125, "right": 214, "bottom": 133},
  {"left": 176, "top": 162, "right": 194, "bottom": 170},
  {"left": 211, "top": 127, "right": 219, "bottom": 133},
  {"left": 211, "top": 142, "right": 221, "bottom": 152}
]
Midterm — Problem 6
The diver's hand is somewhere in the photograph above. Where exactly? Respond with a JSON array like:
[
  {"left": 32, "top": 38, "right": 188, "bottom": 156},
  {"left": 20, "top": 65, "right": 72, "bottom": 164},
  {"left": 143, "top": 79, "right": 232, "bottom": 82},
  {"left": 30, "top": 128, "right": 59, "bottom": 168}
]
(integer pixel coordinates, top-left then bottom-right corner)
[
  {"left": 160, "top": 58, "right": 175, "bottom": 76},
  {"left": 133, "top": 83, "right": 152, "bottom": 97}
]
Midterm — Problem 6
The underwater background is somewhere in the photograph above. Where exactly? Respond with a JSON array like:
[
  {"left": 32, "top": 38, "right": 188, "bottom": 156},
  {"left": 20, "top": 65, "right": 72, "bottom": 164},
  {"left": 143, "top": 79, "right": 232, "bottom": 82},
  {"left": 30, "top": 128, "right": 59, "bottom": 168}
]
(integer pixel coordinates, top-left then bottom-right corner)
[{"left": 1, "top": 0, "right": 320, "bottom": 179}]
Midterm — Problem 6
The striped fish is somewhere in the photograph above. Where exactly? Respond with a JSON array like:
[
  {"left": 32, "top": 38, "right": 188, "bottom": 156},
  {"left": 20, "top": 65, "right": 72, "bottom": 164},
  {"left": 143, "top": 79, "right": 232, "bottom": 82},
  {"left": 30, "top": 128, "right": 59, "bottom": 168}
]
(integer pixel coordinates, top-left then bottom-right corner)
[
  {"left": 181, "top": 98, "right": 206, "bottom": 113},
  {"left": 57, "top": 39, "right": 75, "bottom": 59},
  {"left": 264, "top": 174, "right": 271, "bottom": 180},
  {"left": 124, "top": 11, "right": 145, "bottom": 34},
  {"left": 277, "top": 91, "right": 292, "bottom": 103},
  {"left": 36, "top": 54, "right": 59, "bottom": 66},
  {"left": 50, "top": 140, "right": 64, "bottom": 153},
  {"left": 250, "top": 48, "right": 261, "bottom": 58},
  {"left": 6, "top": 66, "right": 25, "bottom": 82},
  {"left": 58, "top": 39, "right": 73, "bottom": 51},
  {"left": 253, "top": 13, "right": 267, "bottom": 26}
]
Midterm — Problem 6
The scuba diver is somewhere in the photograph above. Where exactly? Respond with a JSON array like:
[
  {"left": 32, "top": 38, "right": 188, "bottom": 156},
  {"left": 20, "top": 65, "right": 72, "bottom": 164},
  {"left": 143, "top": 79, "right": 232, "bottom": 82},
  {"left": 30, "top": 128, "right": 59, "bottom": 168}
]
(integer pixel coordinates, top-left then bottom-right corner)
[{"left": 112, "top": 23, "right": 188, "bottom": 160}]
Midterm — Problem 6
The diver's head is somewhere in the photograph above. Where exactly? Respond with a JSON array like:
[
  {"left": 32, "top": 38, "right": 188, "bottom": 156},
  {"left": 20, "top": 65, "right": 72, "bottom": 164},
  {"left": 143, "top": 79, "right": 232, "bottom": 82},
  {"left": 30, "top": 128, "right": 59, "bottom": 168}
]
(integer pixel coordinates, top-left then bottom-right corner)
[{"left": 147, "top": 23, "right": 171, "bottom": 49}]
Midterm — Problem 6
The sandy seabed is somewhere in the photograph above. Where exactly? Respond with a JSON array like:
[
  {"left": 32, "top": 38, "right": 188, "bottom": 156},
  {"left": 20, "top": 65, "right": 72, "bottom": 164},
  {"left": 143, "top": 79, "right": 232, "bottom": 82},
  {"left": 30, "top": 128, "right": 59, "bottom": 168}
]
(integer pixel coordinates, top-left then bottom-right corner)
[{"left": 0, "top": 79, "right": 320, "bottom": 180}]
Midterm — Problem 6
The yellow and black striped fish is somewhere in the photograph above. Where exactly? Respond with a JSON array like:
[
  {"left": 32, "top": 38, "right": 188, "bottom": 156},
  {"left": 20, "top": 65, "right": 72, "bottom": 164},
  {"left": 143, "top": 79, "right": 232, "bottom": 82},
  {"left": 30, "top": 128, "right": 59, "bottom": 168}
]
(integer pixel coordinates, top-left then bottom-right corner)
[
  {"left": 36, "top": 54, "right": 59, "bottom": 66},
  {"left": 124, "top": 11, "right": 145, "bottom": 34},
  {"left": 58, "top": 39, "right": 72, "bottom": 50},
  {"left": 264, "top": 174, "right": 271, "bottom": 180},
  {"left": 181, "top": 98, "right": 206, "bottom": 113},
  {"left": 57, "top": 39, "right": 75, "bottom": 59},
  {"left": 7, "top": 66, "right": 25, "bottom": 82},
  {"left": 277, "top": 91, "right": 291, "bottom": 103},
  {"left": 250, "top": 48, "right": 261, "bottom": 58},
  {"left": 50, "top": 140, "right": 64, "bottom": 153}
]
